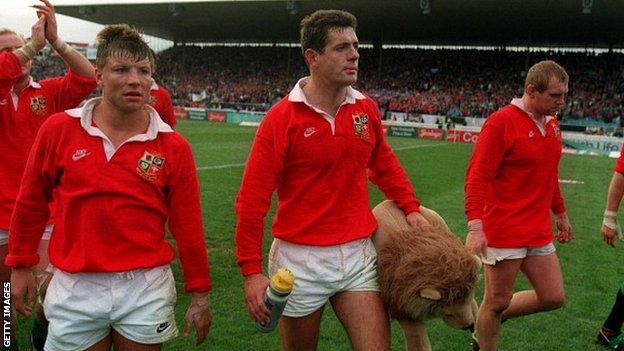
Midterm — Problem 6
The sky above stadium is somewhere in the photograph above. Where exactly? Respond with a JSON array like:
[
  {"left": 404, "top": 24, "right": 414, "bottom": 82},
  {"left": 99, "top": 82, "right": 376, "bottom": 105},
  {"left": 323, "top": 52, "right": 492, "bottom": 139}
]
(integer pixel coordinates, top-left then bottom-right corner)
[{"left": 2, "top": 0, "right": 177, "bottom": 48}]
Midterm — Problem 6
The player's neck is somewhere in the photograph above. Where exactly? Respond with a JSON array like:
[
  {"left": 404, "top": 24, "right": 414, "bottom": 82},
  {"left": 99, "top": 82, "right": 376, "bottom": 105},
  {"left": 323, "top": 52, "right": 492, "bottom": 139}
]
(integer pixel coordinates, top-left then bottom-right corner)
[
  {"left": 12, "top": 75, "right": 30, "bottom": 94},
  {"left": 93, "top": 100, "right": 150, "bottom": 148},
  {"left": 303, "top": 76, "right": 348, "bottom": 116},
  {"left": 520, "top": 95, "right": 546, "bottom": 122}
]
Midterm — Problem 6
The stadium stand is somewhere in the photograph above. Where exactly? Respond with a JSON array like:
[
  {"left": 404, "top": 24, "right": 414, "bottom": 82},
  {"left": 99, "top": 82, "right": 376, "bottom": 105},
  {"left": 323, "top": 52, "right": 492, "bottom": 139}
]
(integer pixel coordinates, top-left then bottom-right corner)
[{"left": 32, "top": 47, "right": 624, "bottom": 126}]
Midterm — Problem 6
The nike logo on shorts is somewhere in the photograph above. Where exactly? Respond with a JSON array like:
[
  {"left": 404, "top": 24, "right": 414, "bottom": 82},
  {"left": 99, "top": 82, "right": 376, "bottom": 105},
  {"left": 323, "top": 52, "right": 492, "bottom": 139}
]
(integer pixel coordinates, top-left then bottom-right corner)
[{"left": 156, "top": 321, "right": 170, "bottom": 333}]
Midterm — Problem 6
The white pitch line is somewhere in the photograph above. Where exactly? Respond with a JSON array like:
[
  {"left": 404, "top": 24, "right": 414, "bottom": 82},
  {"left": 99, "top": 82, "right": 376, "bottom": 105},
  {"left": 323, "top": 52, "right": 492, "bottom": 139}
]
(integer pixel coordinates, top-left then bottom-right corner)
[
  {"left": 393, "top": 143, "right": 450, "bottom": 151},
  {"left": 196, "top": 143, "right": 448, "bottom": 170},
  {"left": 197, "top": 163, "right": 246, "bottom": 171}
]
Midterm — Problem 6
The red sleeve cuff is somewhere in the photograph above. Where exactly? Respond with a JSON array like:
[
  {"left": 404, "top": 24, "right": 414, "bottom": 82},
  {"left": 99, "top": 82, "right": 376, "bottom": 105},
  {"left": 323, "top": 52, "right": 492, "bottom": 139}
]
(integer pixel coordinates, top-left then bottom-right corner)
[
  {"left": 240, "top": 261, "right": 262, "bottom": 277},
  {"left": 551, "top": 204, "right": 566, "bottom": 216},
  {"left": 399, "top": 201, "right": 421, "bottom": 216},
  {"left": 184, "top": 279, "right": 212, "bottom": 293},
  {"left": 466, "top": 209, "right": 483, "bottom": 221},
  {"left": 5, "top": 253, "right": 39, "bottom": 268}
]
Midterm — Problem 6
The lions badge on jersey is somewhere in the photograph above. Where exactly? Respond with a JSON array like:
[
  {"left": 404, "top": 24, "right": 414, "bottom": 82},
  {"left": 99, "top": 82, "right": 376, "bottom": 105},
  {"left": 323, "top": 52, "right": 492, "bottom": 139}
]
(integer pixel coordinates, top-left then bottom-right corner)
[
  {"left": 352, "top": 112, "right": 370, "bottom": 141},
  {"left": 136, "top": 151, "right": 165, "bottom": 181},
  {"left": 30, "top": 96, "right": 48, "bottom": 116}
]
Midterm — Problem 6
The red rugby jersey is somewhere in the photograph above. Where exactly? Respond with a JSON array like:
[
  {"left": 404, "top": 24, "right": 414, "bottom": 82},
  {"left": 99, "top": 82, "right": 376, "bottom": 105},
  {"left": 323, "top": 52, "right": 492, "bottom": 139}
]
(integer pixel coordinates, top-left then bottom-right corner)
[
  {"left": 465, "top": 101, "right": 566, "bottom": 248},
  {"left": 6, "top": 99, "right": 211, "bottom": 292},
  {"left": 235, "top": 79, "right": 420, "bottom": 276},
  {"left": 0, "top": 52, "right": 96, "bottom": 229},
  {"left": 149, "top": 82, "right": 176, "bottom": 128}
]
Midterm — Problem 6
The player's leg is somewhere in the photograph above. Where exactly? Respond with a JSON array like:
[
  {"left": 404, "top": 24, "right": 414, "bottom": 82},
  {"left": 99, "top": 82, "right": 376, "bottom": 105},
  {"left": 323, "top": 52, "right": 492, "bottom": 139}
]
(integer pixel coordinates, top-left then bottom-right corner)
[
  {"left": 278, "top": 308, "right": 324, "bottom": 351},
  {"left": 501, "top": 247, "right": 564, "bottom": 319},
  {"left": 475, "top": 258, "right": 523, "bottom": 351},
  {"left": 330, "top": 291, "right": 390, "bottom": 351},
  {"left": 31, "top": 227, "right": 52, "bottom": 351},
  {"left": 597, "top": 281, "right": 624, "bottom": 349},
  {"left": 331, "top": 237, "right": 389, "bottom": 351},
  {"left": 111, "top": 329, "right": 161, "bottom": 351}
]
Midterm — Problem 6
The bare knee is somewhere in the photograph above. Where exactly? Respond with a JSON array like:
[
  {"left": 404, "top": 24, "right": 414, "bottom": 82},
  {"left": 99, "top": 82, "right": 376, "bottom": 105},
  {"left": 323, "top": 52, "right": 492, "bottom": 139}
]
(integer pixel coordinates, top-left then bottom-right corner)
[
  {"left": 538, "top": 292, "right": 565, "bottom": 311},
  {"left": 483, "top": 293, "right": 513, "bottom": 315}
]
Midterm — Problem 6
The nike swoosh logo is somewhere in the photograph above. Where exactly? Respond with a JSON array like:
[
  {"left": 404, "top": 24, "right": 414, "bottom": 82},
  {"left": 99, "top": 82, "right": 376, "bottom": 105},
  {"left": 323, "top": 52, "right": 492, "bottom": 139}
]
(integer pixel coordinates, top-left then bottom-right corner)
[
  {"left": 156, "top": 322, "right": 170, "bottom": 333},
  {"left": 72, "top": 152, "right": 90, "bottom": 161},
  {"left": 304, "top": 130, "right": 317, "bottom": 138},
  {"left": 0, "top": 99, "right": 7, "bottom": 105}
]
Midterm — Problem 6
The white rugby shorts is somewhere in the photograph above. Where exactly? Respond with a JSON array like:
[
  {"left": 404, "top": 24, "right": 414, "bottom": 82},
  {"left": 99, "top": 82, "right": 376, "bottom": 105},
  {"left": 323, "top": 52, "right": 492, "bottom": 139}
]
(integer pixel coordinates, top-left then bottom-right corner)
[
  {"left": 481, "top": 243, "right": 556, "bottom": 266},
  {"left": 268, "top": 237, "right": 379, "bottom": 317},
  {"left": 43, "top": 265, "right": 178, "bottom": 351}
]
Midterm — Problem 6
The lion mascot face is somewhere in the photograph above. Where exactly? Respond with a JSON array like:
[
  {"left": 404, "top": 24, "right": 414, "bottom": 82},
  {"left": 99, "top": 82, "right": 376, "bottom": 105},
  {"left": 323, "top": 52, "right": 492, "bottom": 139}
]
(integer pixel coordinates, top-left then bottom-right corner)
[{"left": 372, "top": 200, "right": 480, "bottom": 351}]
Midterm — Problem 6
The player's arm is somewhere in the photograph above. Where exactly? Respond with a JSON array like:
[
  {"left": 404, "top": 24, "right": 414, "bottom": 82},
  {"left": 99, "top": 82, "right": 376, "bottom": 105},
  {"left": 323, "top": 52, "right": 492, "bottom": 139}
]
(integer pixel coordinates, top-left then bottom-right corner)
[
  {"left": 464, "top": 118, "right": 505, "bottom": 255},
  {"left": 602, "top": 171, "right": 624, "bottom": 247},
  {"left": 166, "top": 139, "right": 212, "bottom": 345},
  {"left": 365, "top": 103, "right": 427, "bottom": 230},
  {"left": 235, "top": 113, "right": 283, "bottom": 324},
  {"left": 33, "top": 0, "right": 95, "bottom": 78},
  {"left": 7, "top": 119, "right": 58, "bottom": 316}
]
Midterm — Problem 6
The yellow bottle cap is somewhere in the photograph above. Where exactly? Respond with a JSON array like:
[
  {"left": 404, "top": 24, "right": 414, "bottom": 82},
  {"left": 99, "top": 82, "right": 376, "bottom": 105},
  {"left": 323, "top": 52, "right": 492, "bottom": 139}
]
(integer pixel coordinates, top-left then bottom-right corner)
[{"left": 271, "top": 268, "right": 295, "bottom": 293}]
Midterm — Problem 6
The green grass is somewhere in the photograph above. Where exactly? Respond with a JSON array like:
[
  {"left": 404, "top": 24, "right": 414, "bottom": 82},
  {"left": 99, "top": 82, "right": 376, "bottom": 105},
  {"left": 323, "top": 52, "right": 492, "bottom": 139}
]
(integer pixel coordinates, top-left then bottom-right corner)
[{"left": 15, "top": 120, "right": 623, "bottom": 350}]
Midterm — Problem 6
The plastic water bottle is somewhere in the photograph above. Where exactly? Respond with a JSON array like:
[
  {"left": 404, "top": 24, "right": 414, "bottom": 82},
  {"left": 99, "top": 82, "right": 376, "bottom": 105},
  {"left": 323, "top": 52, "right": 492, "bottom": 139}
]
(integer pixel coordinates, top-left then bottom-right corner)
[{"left": 255, "top": 268, "right": 295, "bottom": 333}]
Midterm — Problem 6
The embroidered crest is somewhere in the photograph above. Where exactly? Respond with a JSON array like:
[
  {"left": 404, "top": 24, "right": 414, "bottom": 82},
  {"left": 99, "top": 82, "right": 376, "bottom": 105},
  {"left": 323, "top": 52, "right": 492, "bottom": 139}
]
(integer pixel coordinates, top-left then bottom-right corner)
[
  {"left": 552, "top": 124, "right": 561, "bottom": 140},
  {"left": 30, "top": 96, "right": 47, "bottom": 116},
  {"left": 136, "top": 151, "right": 165, "bottom": 181},
  {"left": 352, "top": 112, "right": 370, "bottom": 141}
]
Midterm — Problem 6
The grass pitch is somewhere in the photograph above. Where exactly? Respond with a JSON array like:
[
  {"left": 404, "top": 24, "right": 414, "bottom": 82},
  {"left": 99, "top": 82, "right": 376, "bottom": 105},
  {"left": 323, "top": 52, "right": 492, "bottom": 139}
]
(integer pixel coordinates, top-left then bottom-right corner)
[
  {"left": 17, "top": 120, "right": 622, "bottom": 350},
  {"left": 171, "top": 120, "right": 621, "bottom": 350}
]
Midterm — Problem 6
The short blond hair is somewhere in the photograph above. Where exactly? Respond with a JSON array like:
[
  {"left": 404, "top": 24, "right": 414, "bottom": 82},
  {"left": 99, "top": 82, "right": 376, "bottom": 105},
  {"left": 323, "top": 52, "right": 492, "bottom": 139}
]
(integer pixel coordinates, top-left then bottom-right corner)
[
  {"left": 524, "top": 60, "right": 568, "bottom": 92},
  {"left": 95, "top": 24, "right": 153, "bottom": 70}
]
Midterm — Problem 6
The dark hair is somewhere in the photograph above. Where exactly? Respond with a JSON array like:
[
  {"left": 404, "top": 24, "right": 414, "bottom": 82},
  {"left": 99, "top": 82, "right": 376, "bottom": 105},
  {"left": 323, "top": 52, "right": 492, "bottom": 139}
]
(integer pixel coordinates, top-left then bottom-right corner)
[
  {"left": 95, "top": 24, "right": 153, "bottom": 70},
  {"left": 300, "top": 10, "right": 357, "bottom": 54},
  {"left": 524, "top": 60, "right": 568, "bottom": 92}
]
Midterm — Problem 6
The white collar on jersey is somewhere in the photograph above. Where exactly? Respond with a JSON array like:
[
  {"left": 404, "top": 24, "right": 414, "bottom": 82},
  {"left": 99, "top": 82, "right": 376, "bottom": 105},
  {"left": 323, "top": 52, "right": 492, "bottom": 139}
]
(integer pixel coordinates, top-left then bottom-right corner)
[
  {"left": 65, "top": 97, "right": 174, "bottom": 141},
  {"left": 288, "top": 76, "right": 366, "bottom": 104},
  {"left": 510, "top": 98, "right": 555, "bottom": 124}
]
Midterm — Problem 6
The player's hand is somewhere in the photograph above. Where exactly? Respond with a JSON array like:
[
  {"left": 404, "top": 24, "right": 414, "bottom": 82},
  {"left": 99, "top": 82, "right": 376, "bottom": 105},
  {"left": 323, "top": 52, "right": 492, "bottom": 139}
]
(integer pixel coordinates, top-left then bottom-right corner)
[
  {"left": 244, "top": 273, "right": 270, "bottom": 325},
  {"left": 555, "top": 212, "right": 573, "bottom": 244},
  {"left": 32, "top": 0, "right": 58, "bottom": 43},
  {"left": 183, "top": 292, "right": 212, "bottom": 346},
  {"left": 602, "top": 225, "right": 618, "bottom": 248},
  {"left": 11, "top": 268, "right": 36, "bottom": 317},
  {"left": 602, "top": 210, "right": 621, "bottom": 248},
  {"left": 30, "top": 15, "right": 47, "bottom": 52},
  {"left": 466, "top": 219, "right": 487, "bottom": 256},
  {"left": 406, "top": 211, "right": 431, "bottom": 230}
]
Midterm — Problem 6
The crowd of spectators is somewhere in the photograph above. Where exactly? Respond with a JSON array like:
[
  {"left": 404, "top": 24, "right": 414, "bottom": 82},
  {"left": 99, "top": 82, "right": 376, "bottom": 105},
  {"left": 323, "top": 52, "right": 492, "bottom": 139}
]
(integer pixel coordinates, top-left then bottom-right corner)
[{"left": 32, "top": 46, "right": 624, "bottom": 122}]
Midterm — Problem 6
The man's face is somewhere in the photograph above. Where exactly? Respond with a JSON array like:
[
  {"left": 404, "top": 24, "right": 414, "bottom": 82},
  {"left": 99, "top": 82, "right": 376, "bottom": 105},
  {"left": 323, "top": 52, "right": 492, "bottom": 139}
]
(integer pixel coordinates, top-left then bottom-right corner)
[
  {"left": 530, "top": 77, "right": 568, "bottom": 117},
  {"left": 96, "top": 53, "right": 153, "bottom": 113},
  {"left": 309, "top": 27, "right": 359, "bottom": 87},
  {"left": 0, "top": 33, "right": 31, "bottom": 78}
]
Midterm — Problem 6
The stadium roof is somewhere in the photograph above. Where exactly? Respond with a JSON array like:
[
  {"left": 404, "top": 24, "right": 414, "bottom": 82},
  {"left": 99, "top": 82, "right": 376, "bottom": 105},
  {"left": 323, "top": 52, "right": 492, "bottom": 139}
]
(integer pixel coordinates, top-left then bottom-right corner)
[{"left": 56, "top": 0, "right": 624, "bottom": 48}]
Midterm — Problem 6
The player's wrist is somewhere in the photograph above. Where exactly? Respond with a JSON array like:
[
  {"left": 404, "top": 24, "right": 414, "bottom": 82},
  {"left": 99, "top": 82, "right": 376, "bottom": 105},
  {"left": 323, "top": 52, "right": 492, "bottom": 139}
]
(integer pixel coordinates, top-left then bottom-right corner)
[
  {"left": 16, "top": 41, "right": 38, "bottom": 61},
  {"left": 52, "top": 37, "right": 72, "bottom": 55},
  {"left": 467, "top": 219, "right": 483, "bottom": 232}
]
